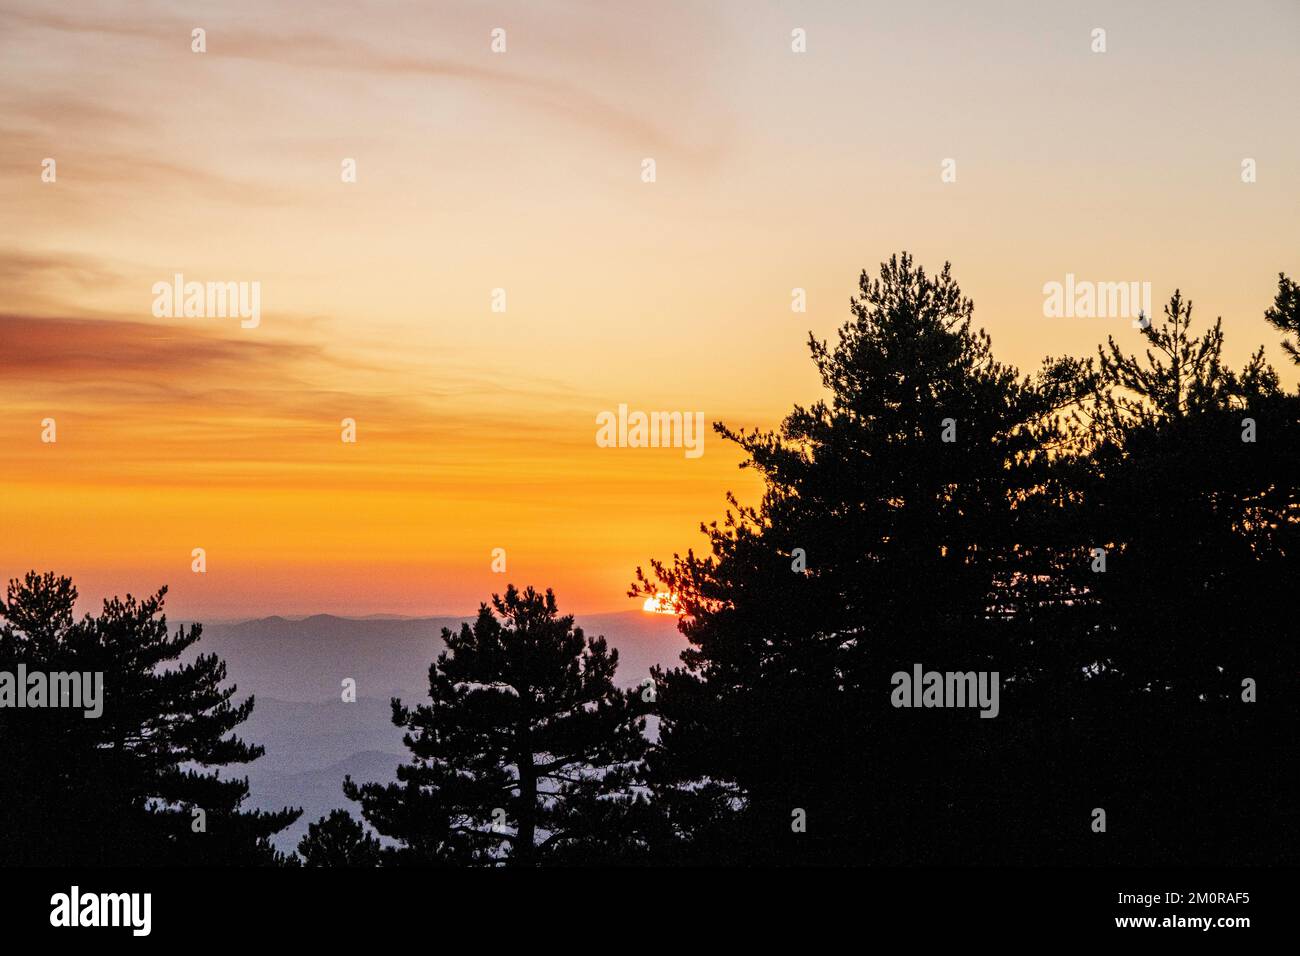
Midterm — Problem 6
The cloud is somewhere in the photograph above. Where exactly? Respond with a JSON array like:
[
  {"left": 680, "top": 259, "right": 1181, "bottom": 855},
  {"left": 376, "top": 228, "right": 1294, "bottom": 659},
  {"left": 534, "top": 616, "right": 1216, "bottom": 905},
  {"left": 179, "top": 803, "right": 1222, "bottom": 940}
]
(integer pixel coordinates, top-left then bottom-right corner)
[
  {"left": 0, "top": 313, "right": 277, "bottom": 367},
  {"left": 0, "top": 313, "right": 321, "bottom": 385},
  {"left": 0, "top": 251, "right": 122, "bottom": 288},
  {"left": 0, "top": 8, "right": 174, "bottom": 42},
  {"left": 0, "top": 3, "right": 727, "bottom": 164},
  {"left": 0, "top": 91, "right": 146, "bottom": 137},
  {"left": 0, "top": 312, "right": 598, "bottom": 453}
]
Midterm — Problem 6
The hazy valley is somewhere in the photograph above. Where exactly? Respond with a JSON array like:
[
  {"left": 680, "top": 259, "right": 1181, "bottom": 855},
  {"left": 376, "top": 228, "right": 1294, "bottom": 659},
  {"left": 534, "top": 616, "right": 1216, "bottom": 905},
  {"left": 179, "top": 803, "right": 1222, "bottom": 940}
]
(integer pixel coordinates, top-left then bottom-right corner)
[{"left": 188, "top": 612, "right": 686, "bottom": 852}]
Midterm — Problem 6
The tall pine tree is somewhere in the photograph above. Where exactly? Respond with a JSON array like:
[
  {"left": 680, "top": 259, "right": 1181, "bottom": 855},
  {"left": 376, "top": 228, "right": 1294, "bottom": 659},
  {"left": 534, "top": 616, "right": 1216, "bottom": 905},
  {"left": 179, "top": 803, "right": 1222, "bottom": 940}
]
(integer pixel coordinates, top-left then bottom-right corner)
[
  {"left": 1264, "top": 272, "right": 1300, "bottom": 365},
  {"left": 0, "top": 571, "right": 299, "bottom": 865},
  {"left": 344, "top": 585, "right": 649, "bottom": 865},
  {"left": 633, "top": 254, "right": 1062, "bottom": 863},
  {"left": 1036, "top": 290, "right": 1299, "bottom": 863}
]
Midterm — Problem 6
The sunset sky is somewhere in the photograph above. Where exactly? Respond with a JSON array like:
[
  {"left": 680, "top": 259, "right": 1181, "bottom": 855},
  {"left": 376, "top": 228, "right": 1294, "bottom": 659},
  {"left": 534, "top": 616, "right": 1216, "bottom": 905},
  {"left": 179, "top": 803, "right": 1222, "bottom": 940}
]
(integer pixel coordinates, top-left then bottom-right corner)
[{"left": 2, "top": 0, "right": 1297, "bottom": 618}]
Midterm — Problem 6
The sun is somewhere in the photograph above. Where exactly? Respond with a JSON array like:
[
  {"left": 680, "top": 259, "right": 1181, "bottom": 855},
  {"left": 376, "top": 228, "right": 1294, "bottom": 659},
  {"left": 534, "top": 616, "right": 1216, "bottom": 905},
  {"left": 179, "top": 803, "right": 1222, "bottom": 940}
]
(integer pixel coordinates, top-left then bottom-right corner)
[{"left": 641, "top": 592, "right": 680, "bottom": 615}]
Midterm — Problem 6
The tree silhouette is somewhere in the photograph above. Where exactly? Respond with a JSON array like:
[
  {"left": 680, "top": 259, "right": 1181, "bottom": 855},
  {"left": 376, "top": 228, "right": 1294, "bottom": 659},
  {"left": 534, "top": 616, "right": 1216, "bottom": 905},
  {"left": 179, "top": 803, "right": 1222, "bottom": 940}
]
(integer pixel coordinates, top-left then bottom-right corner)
[
  {"left": 1265, "top": 272, "right": 1300, "bottom": 365},
  {"left": 633, "top": 254, "right": 1067, "bottom": 863},
  {"left": 1036, "top": 290, "right": 1299, "bottom": 862},
  {"left": 634, "top": 256, "right": 1298, "bottom": 865},
  {"left": 0, "top": 571, "right": 300, "bottom": 865},
  {"left": 344, "top": 585, "right": 649, "bottom": 865},
  {"left": 297, "top": 809, "right": 382, "bottom": 867},
  {"left": 6, "top": 258, "right": 1292, "bottom": 870}
]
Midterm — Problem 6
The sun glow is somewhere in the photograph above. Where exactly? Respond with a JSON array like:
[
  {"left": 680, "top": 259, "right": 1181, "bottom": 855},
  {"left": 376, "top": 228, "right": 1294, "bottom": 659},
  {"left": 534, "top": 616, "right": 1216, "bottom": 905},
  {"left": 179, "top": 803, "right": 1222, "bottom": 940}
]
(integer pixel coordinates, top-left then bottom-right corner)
[{"left": 641, "top": 592, "right": 680, "bottom": 615}]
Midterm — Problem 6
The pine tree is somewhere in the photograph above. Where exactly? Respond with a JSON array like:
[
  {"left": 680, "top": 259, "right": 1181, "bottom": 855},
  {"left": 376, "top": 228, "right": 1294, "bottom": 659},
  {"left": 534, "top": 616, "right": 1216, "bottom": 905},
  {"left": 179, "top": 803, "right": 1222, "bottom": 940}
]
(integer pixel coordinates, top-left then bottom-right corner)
[
  {"left": 344, "top": 585, "right": 649, "bottom": 865},
  {"left": 1036, "top": 288, "right": 1299, "bottom": 863},
  {"left": 633, "top": 254, "right": 1060, "bottom": 863},
  {"left": 1053, "top": 290, "right": 1292, "bottom": 698},
  {"left": 634, "top": 261, "right": 1298, "bottom": 865},
  {"left": 1264, "top": 272, "right": 1300, "bottom": 364},
  {"left": 0, "top": 571, "right": 300, "bottom": 865},
  {"left": 297, "top": 809, "right": 382, "bottom": 867}
]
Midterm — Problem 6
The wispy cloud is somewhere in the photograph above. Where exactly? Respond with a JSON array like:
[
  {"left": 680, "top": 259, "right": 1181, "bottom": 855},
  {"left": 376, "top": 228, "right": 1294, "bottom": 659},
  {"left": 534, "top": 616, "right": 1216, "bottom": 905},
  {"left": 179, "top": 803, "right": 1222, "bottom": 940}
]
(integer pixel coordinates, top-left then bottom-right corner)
[
  {"left": 0, "top": 3, "right": 727, "bottom": 163},
  {"left": 0, "top": 313, "right": 319, "bottom": 380}
]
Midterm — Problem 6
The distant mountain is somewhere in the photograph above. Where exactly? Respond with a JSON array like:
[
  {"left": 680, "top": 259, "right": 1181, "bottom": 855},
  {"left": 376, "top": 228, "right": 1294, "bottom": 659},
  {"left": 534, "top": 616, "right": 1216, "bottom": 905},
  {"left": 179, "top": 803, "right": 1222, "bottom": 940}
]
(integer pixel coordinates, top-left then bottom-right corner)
[
  {"left": 189, "top": 614, "right": 458, "bottom": 704},
  {"left": 568, "top": 611, "right": 692, "bottom": 692},
  {"left": 239, "top": 696, "right": 406, "bottom": 775},
  {"left": 243, "top": 746, "right": 406, "bottom": 853},
  {"left": 188, "top": 610, "right": 686, "bottom": 703},
  {"left": 185, "top": 611, "right": 686, "bottom": 854}
]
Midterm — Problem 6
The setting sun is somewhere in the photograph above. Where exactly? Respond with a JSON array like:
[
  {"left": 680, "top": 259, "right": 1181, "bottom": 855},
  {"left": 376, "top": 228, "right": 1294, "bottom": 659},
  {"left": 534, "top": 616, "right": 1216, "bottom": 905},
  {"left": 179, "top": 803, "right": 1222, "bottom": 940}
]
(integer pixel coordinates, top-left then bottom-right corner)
[{"left": 642, "top": 592, "right": 680, "bottom": 615}]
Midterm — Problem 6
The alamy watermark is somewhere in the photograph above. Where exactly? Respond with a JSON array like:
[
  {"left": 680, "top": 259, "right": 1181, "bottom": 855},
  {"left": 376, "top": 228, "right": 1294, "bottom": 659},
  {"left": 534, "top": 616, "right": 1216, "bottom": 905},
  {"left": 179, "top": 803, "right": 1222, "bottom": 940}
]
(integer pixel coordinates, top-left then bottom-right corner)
[
  {"left": 891, "top": 663, "right": 1000, "bottom": 718},
  {"left": 50, "top": 886, "right": 150, "bottom": 936},
  {"left": 152, "top": 273, "right": 261, "bottom": 328},
  {"left": 595, "top": 404, "right": 706, "bottom": 458},
  {"left": 1043, "top": 274, "right": 1151, "bottom": 327},
  {"left": 0, "top": 666, "right": 103, "bottom": 718}
]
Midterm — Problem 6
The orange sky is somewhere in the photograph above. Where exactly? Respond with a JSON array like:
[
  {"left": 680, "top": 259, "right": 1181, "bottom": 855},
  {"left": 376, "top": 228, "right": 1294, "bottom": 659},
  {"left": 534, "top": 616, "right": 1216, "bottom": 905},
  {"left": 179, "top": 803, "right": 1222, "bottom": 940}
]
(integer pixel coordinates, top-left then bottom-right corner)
[{"left": 2, "top": 0, "right": 1297, "bottom": 617}]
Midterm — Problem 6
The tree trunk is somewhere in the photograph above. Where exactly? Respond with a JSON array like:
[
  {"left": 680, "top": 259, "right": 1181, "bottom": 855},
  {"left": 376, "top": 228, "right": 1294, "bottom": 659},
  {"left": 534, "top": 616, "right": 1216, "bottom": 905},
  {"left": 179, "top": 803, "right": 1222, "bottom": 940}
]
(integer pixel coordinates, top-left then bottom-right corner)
[{"left": 515, "top": 749, "right": 536, "bottom": 865}]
